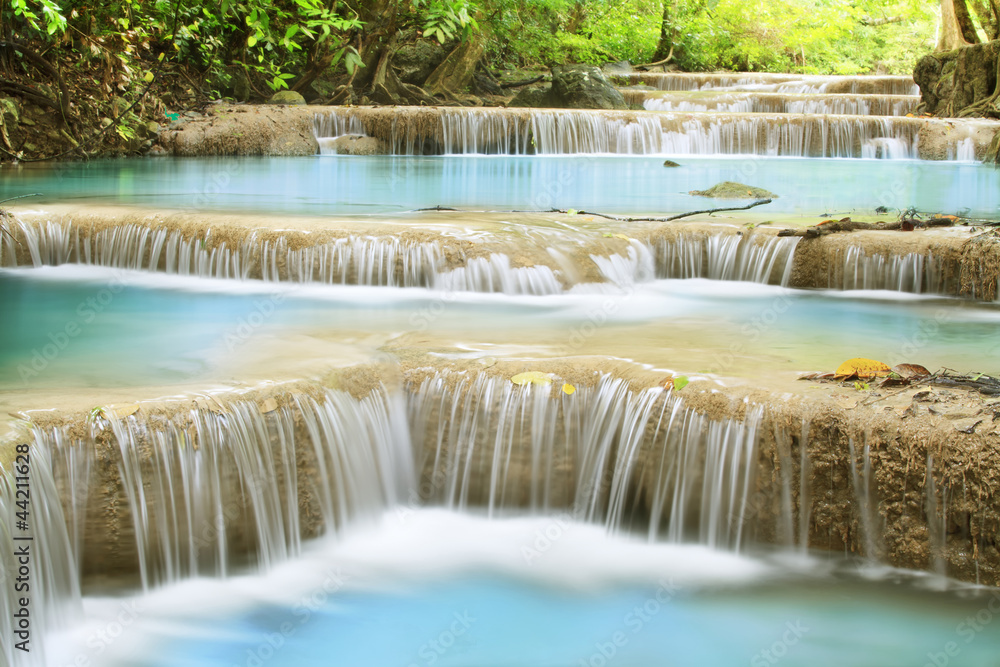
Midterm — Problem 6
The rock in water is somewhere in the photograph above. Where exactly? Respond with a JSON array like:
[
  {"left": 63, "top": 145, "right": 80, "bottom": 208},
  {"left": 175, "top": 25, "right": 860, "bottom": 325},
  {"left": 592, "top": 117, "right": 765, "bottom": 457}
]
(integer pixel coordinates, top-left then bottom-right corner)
[
  {"left": 266, "top": 90, "right": 306, "bottom": 105},
  {"left": 663, "top": 160, "right": 681, "bottom": 168},
  {"left": 551, "top": 65, "right": 628, "bottom": 110},
  {"left": 324, "top": 135, "right": 388, "bottom": 156},
  {"left": 509, "top": 86, "right": 558, "bottom": 108},
  {"left": 689, "top": 181, "right": 777, "bottom": 199}
]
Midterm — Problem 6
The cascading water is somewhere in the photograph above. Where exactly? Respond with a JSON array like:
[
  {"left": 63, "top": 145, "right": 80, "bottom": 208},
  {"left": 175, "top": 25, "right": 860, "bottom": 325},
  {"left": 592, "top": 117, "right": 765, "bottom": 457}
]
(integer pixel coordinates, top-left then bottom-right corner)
[
  {"left": 0, "top": 445, "right": 82, "bottom": 667},
  {"left": 635, "top": 92, "right": 918, "bottom": 117},
  {"left": 10, "top": 386, "right": 413, "bottom": 602},
  {"left": 407, "top": 371, "right": 766, "bottom": 551},
  {"left": 826, "top": 246, "right": 956, "bottom": 293},
  {"left": 614, "top": 72, "right": 919, "bottom": 95},
  {"left": 313, "top": 108, "right": 928, "bottom": 158},
  {"left": 650, "top": 232, "right": 800, "bottom": 285}
]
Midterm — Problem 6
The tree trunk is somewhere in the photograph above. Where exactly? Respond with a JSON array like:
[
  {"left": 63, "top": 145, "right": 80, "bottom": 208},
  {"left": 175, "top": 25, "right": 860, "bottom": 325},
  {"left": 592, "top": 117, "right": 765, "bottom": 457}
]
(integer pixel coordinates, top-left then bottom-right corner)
[
  {"left": 970, "top": 0, "right": 1000, "bottom": 39},
  {"left": 652, "top": 1, "right": 674, "bottom": 62},
  {"left": 955, "top": 0, "right": 983, "bottom": 42},
  {"left": 939, "top": 0, "right": 974, "bottom": 50}
]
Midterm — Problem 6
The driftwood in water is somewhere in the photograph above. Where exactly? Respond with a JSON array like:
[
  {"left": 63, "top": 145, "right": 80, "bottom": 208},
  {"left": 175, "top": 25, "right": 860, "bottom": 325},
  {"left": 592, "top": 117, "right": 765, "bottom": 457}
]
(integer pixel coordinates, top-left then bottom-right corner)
[
  {"left": 547, "top": 198, "right": 773, "bottom": 223},
  {"left": 778, "top": 216, "right": 957, "bottom": 238}
]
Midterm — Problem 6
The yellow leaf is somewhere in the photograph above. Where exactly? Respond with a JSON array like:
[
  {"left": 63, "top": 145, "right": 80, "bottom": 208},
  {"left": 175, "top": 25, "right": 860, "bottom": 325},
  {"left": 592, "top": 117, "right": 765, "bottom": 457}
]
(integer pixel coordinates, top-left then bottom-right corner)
[
  {"left": 613, "top": 233, "right": 630, "bottom": 241},
  {"left": 511, "top": 371, "right": 553, "bottom": 386},
  {"left": 834, "top": 358, "right": 891, "bottom": 379},
  {"left": 143, "top": 71, "right": 154, "bottom": 83},
  {"left": 562, "top": 383, "right": 576, "bottom": 395},
  {"left": 248, "top": 35, "right": 257, "bottom": 47},
  {"left": 102, "top": 404, "right": 139, "bottom": 420}
]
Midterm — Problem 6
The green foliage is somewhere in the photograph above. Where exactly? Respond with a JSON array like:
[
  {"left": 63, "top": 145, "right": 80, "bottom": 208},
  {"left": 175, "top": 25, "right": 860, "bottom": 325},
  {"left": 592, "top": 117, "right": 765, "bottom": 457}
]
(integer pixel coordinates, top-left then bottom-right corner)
[
  {"left": 666, "top": 0, "right": 936, "bottom": 74},
  {"left": 411, "top": 0, "right": 478, "bottom": 44},
  {"left": 1, "top": 0, "right": 940, "bottom": 105},
  {"left": 9, "top": 0, "right": 68, "bottom": 36}
]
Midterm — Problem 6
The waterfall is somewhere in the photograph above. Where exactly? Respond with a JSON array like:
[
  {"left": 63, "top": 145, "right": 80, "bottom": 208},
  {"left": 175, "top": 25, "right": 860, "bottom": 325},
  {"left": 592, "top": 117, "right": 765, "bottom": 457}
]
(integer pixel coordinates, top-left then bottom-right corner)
[
  {"left": 651, "top": 232, "right": 800, "bottom": 285},
  {"left": 313, "top": 112, "right": 368, "bottom": 155},
  {"left": 589, "top": 240, "right": 657, "bottom": 287},
  {"left": 407, "top": 371, "right": 764, "bottom": 551},
  {"left": 1, "top": 444, "right": 82, "bottom": 667},
  {"left": 313, "top": 108, "right": 929, "bottom": 158},
  {"left": 615, "top": 72, "right": 919, "bottom": 96},
  {"left": 829, "top": 246, "right": 955, "bottom": 293},
  {"left": 639, "top": 93, "right": 918, "bottom": 117},
  {"left": 433, "top": 254, "right": 565, "bottom": 295},
  {"left": 22, "top": 386, "right": 413, "bottom": 593}
]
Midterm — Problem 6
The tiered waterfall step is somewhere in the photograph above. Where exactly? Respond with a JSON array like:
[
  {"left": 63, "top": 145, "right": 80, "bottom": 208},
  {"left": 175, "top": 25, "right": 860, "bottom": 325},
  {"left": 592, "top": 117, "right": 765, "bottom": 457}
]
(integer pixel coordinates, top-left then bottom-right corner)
[
  {"left": 7, "top": 207, "right": 995, "bottom": 298},
  {"left": 313, "top": 106, "right": 999, "bottom": 159},
  {"left": 622, "top": 90, "right": 919, "bottom": 116},
  {"left": 610, "top": 72, "right": 919, "bottom": 95}
]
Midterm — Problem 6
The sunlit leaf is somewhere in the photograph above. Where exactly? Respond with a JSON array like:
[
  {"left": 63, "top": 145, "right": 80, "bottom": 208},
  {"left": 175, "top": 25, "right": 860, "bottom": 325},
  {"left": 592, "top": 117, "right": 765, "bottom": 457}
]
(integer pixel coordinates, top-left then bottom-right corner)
[
  {"left": 835, "top": 358, "right": 891, "bottom": 379},
  {"left": 511, "top": 371, "right": 553, "bottom": 386},
  {"left": 562, "top": 383, "right": 576, "bottom": 395}
]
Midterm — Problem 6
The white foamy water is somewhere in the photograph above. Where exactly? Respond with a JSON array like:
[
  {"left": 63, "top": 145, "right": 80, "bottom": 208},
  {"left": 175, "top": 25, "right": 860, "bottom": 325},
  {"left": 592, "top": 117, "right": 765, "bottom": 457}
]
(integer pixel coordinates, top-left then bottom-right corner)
[{"left": 42, "top": 509, "right": 774, "bottom": 666}]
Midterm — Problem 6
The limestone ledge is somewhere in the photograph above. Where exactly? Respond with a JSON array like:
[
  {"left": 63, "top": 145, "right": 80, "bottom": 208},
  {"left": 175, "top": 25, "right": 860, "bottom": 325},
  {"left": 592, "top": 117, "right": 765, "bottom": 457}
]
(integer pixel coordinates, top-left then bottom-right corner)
[
  {"left": 2, "top": 358, "right": 998, "bottom": 588},
  {"left": 153, "top": 103, "right": 1000, "bottom": 160}
]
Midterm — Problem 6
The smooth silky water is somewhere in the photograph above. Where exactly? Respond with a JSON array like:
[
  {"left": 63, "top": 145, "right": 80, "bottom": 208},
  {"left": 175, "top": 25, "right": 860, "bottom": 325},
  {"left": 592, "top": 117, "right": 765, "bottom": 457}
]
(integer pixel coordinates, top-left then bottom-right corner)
[
  {"left": 42, "top": 511, "right": 1000, "bottom": 667},
  {"left": 4, "top": 99, "right": 1000, "bottom": 664},
  {"left": 2, "top": 266, "right": 998, "bottom": 393},
  {"left": 2, "top": 155, "right": 999, "bottom": 216}
]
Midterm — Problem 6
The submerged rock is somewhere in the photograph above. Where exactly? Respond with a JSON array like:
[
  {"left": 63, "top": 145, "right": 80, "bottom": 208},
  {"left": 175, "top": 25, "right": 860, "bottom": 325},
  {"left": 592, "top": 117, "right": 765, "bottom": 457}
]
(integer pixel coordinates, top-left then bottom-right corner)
[
  {"left": 689, "top": 181, "right": 777, "bottom": 199},
  {"left": 324, "top": 134, "right": 388, "bottom": 155}
]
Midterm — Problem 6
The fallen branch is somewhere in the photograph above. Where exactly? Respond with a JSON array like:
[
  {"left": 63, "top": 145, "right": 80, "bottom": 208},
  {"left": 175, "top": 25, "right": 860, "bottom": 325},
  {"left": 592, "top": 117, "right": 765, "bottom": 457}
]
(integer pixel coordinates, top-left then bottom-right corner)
[
  {"left": 543, "top": 198, "right": 774, "bottom": 223},
  {"left": 0, "top": 193, "right": 41, "bottom": 244},
  {"left": 634, "top": 46, "right": 675, "bottom": 70},
  {"left": 778, "top": 216, "right": 957, "bottom": 237},
  {"left": 500, "top": 75, "right": 544, "bottom": 89}
]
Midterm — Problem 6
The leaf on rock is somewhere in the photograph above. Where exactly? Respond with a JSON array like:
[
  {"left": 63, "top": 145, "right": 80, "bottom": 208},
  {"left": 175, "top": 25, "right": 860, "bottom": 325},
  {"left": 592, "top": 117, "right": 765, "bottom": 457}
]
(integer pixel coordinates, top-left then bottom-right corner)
[
  {"left": 101, "top": 404, "right": 139, "bottom": 420},
  {"left": 891, "top": 363, "right": 931, "bottom": 379},
  {"left": 511, "top": 371, "right": 553, "bottom": 386},
  {"left": 834, "top": 357, "right": 891, "bottom": 379},
  {"left": 562, "top": 383, "right": 576, "bottom": 395},
  {"left": 673, "top": 376, "right": 689, "bottom": 390}
]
